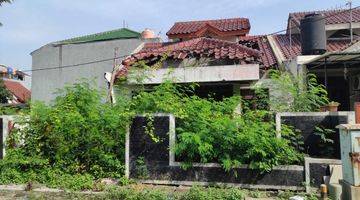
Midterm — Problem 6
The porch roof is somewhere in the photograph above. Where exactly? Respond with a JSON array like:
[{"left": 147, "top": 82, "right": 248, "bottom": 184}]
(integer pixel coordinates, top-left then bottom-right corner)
[{"left": 303, "top": 51, "right": 360, "bottom": 67}]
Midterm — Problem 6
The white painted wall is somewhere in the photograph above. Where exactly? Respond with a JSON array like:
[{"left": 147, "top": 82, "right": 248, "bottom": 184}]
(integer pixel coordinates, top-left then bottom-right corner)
[{"left": 127, "top": 64, "right": 260, "bottom": 85}]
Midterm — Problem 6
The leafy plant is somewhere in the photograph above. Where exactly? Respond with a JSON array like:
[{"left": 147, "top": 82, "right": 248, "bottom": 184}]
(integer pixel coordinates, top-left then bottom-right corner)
[
  {"left": 254, "top": 70, "right": 329, "bottom": 112},
  {"left": 328, "top": 101, "right": 340, "bottom": 106},
  {"left": 135, "top": 156, "right": 149, "bottom": 179},
  {"left": 129, "top": 81, "right": 303, "bottom": 173},
  {"left": 0, "top": 80, "right": 133, "bottom": 190},
  {"left": 313, "top": 125, "right": 335, "bottom": 157},
  {"left": 0, "top": 78, "right": 12, "bottom": 103}
]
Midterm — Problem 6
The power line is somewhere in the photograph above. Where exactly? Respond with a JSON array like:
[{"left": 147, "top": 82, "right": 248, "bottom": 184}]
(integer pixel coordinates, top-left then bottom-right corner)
[
  {"left": 21, "top": 54, "right": 130, "bottom": 73},
  {"left": 16, "top": 4, "right": 360, "bottom": 74}
]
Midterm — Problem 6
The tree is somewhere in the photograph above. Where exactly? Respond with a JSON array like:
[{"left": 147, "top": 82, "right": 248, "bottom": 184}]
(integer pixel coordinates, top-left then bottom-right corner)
[
  {"left": 0, "top": 0, "right": 13, "bottom": 26},
  {"left": 0, "top": 79, "right": 12, "bottom": 103},
  {"left": 0, "top": 0, "right": 12, "bottom": 6}
]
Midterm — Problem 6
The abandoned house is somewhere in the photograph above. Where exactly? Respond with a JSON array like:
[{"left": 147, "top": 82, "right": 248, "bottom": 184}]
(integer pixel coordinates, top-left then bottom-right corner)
[
  {"left": 113, "top": 9, "right": 360, "bottom": 111},
  {"left": 115, "top": 18, "right": 269, "bottom": 101}
]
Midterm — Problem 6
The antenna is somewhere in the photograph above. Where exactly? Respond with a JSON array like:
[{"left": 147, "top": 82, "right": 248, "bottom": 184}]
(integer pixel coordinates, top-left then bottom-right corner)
[{"left": 123, "top": 20, "right": 126, "bottom": 28}]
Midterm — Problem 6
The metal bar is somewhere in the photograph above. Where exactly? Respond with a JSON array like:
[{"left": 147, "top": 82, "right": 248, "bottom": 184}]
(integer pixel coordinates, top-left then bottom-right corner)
[
  {"left": 289, "top": 16, "right": 292, "bottom": 48},
  {"left": 350, "top": 1, "right": 354, "bottom": 42},
  {"left": 324, "top": 57, "right": 328, "bottom": 90}
]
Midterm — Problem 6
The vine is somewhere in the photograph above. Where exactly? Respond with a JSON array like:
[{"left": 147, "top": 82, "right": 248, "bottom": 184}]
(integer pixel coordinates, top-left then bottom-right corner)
[{"left": 144, "top": 114, "right": 160, "bottom": 143}]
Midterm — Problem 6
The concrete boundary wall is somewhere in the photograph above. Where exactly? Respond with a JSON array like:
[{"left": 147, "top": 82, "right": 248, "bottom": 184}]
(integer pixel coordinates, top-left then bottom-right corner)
[
  {"left": 140, "top": 180, "right": 304, "bottom": 191},
  {"left": 275, "top": 111, "right": 355, "bottom": 138},
  {"left": 304, "top": 157, "right": 342, "bottom": 193},
  {"left": 126, "top": 114, "right": 305, "bottom": 190},
  {"left": 125, "top": 113, "right": 348, "bottom": 191}
]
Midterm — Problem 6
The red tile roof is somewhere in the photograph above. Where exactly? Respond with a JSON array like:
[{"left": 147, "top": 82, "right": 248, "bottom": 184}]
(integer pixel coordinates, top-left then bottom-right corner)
[
  {"left": 273, "top": 34, "right": 356, "bottom": 59},
  {"left": 288, "top": 8, "right": 360, "bottom": 30},
  {"left": 118, "top": 37, "right": 260, "bottom": 77},
  {"left": 167, "top": 18, "right": 250, "bottom": 39},
  {"left": 3, "top": 79, "right": 31, "bottom": 103},
  {"left": 141, "top": 42, "right": 175, "bottom": 51},
  {"left": 238, "top": 35, "right": 277, "bottom": 68}
]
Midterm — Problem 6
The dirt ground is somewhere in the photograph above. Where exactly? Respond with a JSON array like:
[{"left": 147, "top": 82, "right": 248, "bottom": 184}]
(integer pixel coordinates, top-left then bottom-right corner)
[{"left": 0, "top": 184, "right": 312, "bottom": 200}]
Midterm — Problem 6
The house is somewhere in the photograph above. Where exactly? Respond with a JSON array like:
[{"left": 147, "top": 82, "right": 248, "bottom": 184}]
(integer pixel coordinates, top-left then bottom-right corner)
[
  {"left": 108, "top": 19, "right": 275, "bottom": 101},
  {"left": 113, "top": 8, "right": 360, "bottom": 111},
  {"left": 0, "top": 64, "right": 31, "bottom": 104},
  {"left": 114, "top": 18, "right": 268, "bottom": 100},
  {"left": 31, "top": 28, "right": 160, "bottom": 103},
  {"left": 2, "top": 79, "right": 31, "bottom": 104},
  {"left": 280, "top": 8, "right": 360, "bottom": 111}
]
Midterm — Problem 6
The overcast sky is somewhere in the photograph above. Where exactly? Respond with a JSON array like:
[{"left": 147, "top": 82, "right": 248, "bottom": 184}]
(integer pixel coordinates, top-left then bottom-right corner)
[{"left": 0, "top": 0, "right": 358, "bottom": 71}]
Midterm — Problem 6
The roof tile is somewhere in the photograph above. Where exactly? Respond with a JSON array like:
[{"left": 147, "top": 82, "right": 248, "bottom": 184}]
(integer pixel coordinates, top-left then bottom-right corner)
[
  {"left": 167, "top": 18, "right": 250, "bottom": 37},
  {"left": 3, "top": 80, "right": 31, "bottom": 103},
  {"left": 118, "top": 37, "right": 260, "bottom": 77},
  {"left": 289, "top": 8, "right": 360, "bottom": 28},
  {"left": 238, "top": 35, "right": 277, "bottom": 68},
  {"left": 273, "top": 34, "right": 356, "bottom": 59}
]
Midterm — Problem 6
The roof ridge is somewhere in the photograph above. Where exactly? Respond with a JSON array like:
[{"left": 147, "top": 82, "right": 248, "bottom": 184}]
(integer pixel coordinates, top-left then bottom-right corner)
[
  {"left": 289, "top": 8, "right": 353, "bottom": 15},
  {"left": 55, "top": 28, "right": 141, "bottom": 44},
  {"left": 173, "top": 17, "right": 249, "bottom": 24}
]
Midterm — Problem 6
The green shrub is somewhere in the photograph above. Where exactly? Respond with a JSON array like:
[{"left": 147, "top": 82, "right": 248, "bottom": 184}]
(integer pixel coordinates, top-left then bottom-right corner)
[
  {"left": 0, "top": 81, "right": 131, "bottom": 190},
  {"left": 12, "top": 81, "right": 129, "bottom": 179},
  {"left": 254, "top": 70, "right": 329, "bottom": 112},
  {"left": 131, "top": 81, "right": 303, "bottom": 172}
]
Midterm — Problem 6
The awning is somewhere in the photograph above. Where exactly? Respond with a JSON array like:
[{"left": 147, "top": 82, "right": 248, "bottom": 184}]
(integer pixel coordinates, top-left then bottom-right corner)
[{"left": 303, "top": 52, "right": 360, "bottom": 66}]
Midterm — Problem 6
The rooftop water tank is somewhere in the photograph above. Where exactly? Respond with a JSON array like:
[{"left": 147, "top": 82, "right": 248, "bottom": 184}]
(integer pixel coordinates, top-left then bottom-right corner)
[
  {"left": 300, "top": 13, "right": 326, "bottom": 55},
  {"left": 141, "top": 28, "right": 155, "bottom": 39}
]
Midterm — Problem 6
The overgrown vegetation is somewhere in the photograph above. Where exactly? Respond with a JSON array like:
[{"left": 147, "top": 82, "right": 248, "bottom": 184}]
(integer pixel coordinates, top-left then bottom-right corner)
[
  {"left": 0, "top": 78, "right": 12, "bottom": 103},
  {"left": 313, "top": 125, "right": 336, "bottom": 157},
  {"left": 254, "top": 70, "right": 329, "bottom": 112},
  {"left": 0, "top": 81, "right": 132, "bottom": 190},
  {"left": 130, "top": 81, "right": 303, "bottom": 172},
  {"left": 0, "top": 68, "right": 329, "bottom": 190}
]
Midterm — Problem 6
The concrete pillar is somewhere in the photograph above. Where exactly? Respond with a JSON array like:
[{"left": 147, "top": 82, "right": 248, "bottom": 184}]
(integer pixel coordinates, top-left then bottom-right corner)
[
  {"left": 233, "top": 84, "right": 242, "bottom": 114},
  {"left": 1, "top": 115, "right": 15, "bottom": 159}
]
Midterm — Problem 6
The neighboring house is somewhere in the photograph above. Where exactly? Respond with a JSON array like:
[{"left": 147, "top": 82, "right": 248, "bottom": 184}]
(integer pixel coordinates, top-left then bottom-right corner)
[
  {"left": 279, "top": 9, "right": 360, "bottom": 111},
  {"left": 0, "top": 64, "right": 31, "bottom": 104},
  {"left": 113, "top": 8, "right": 360, "bottom": 111},
  {"left": 3, "top": 79, "right": 31, "bottom": 104},
  {"left": 287, "top": 8, "right": 360, "bottom": 37},
  {"left": 0, "top": 64, "right": 31, "bottom": 89},
  {"left": 31, "top": 28, "right": 160, "bottom": 103}
]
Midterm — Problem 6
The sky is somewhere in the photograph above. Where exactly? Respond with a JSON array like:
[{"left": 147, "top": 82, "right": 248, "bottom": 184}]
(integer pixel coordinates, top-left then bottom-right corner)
[{"left": 0, "top": 0, "right": 359, "bottom": 71}]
